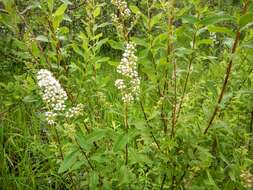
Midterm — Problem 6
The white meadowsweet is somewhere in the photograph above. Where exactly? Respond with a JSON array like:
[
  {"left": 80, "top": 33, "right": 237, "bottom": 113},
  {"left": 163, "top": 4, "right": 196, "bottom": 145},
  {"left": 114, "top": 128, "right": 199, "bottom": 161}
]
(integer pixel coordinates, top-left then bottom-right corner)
[
  {"left": 37, "top": 69, "right": 67, "bottom": 111},
  {"left": 37, "top": 69, "right": 68, "bottom": 124},
  {"left": 115, "top": 42, "right": 140, "bottom": 103},
  {"left": 45, "top": 111, "right": 57, "bottom": 125},
  {"left": 122, "top": 92, "right": 134, "bottom": 103},
  {"left": 240, "top": 170, "right": 253, "bottom": 188},
  {"left": 111, "top": 0, "right": 131, "bottom": 18},
  {"left": 115, "top": 79, "right": 126, "bottom": 90},
  {"left": 66, "top": 104, "right": 84, "bottom": 119}
]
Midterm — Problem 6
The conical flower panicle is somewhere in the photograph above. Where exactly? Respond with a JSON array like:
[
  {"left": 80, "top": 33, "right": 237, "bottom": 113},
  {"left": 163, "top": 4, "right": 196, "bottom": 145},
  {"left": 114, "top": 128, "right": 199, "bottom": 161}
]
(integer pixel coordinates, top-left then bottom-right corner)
[
  {"left": 115, "top": 42, "right": 140, "bottom": 103},
  {"left": 37, "top": 69, "right": 67, "bottom": 112},
  {"left": 37, "top": 69, "right": 85, "bottom": 125}
]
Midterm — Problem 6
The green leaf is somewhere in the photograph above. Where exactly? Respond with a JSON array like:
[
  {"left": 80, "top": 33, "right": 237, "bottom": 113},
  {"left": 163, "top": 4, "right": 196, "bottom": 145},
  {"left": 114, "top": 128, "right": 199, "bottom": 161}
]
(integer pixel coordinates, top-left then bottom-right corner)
[
  {"left": 93, "top": 6, "right": 101, "bottom": 17},
  {"left": 54, "top": 4, "right": 67, "bottom": 17},
  {"left": 206, "top": 170, "right": 220, "bottom": 190},
  {"left": 239, "top": 13, "right": 253, "bottom": 28},
  {"left": 31, "top": 41, "right": 40, "bottom": 58},
  {"left": 200, "top": 15, "right": 235, "bottom": 25},
  {"left": 197, "top": 39, "right": 213, "bottom": 46},
  {"left": 22, "top": 95, "right": 37, "bottom": 103},
  {"left": 113, "top": 133, "right": 128, "bottom": 151},
  {"left": 47, "top": 0, "right": 54, "bottom": 12},
  {"left": 95, "top": 38, "right": 108, "bottom": 52},
  {"left": 129, "top": 149, "right": 151, "bottom": 165},
  {"left": 89, "top": 171, "right": 99, "bottom": 189},
  {"left": 130, "top": 37, "right": 148, "bottom": 47},
  {"left": 75, "top": 131, "right": 93, "bottom": 151},
  {"left": 91, "top": 33, "right": 103, "bottom": 41},
  {"left": 95, "top": 57, "right": 110, "bottom": 64},
  {"left": 207, "top": 26, "right": 234, "bottom": 36},
  {"left": 58, "top": 149, "right": 79, "bottom": 173},
  {"left": 108, "top": 40, "right": 124, "bottom": 50},
  {"left": 150, "top": 13, "right": 163, "bottom": 28},
  {"left": 86, "top": 129, "right": 110, "bottom": 143},
  {"left": 182, "top": 15, "right": 199, "bottom": 24},
  {"left": 129, "top": 5, "right": 140, "bottom": 14},
  {"left": 53, "top": 4, "right": 67, "bottom": 29},
  {"left": 60, "top": 0, "right": 72, "bottom": 5},
  {"left": 119, "top": 165, "right": 130, "bottom": 184},
  {"left": 70, "top": 160, "right": 85, "bottom": 171}
]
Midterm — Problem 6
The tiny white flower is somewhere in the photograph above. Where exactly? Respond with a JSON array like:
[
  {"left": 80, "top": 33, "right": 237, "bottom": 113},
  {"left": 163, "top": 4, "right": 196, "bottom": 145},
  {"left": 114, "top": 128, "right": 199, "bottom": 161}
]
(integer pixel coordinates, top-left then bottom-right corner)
[
  {"left": 115, "top": 42, "right": 140, "bottom": 103},
  {"left": 37, "top": 69, "right": 68, "bottom": 124},
  {"left": 111, "top": 0, "right": 131, "bottom": 18},
  {"left": 66, "top": 104, "right": 84, "bottom": 119}
]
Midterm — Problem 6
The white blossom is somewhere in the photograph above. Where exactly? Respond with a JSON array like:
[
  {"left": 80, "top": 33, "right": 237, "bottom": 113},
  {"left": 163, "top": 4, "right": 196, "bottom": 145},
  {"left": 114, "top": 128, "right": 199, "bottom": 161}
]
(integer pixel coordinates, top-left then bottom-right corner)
[
  {"left": 111, "top": 0, "right": 131, "bottom": 18},
  {"left": 240, "top": 170, "right": 253, "bottom": 188},
  {"left": 115, "top": 79, "right": 126, "bottom": 90},
  {"left": 66, "top": 104, "right": 84, "bottom": 119},
  {"left": 45, "top": 111, "right": 57, "bottom": 125},
  {"left": 37, "top": 69, "right": 68, "bottom": 124},
  {"left": 37, "top": 69, "right": 67, "bottom": 111},
  {"left": 115, "top": 42, "right": 140, "bottom": 103}
]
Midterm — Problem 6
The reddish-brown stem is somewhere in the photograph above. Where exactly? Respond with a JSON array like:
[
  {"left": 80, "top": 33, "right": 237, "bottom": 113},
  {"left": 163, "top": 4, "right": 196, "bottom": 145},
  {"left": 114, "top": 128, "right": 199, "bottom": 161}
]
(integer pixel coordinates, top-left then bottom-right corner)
[
  {"left": 204, "top": 0, "right": 250, "bottom": 134},
  {"left": 203, "top": 17, "right": 246, "bottom": 134}
]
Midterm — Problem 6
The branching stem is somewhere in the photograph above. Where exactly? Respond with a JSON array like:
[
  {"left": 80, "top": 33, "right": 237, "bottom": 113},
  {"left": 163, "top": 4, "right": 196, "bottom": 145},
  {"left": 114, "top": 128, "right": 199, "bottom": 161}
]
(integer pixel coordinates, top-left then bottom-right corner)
[{"left": 203, "top": 0, "right": 250, "bottom": 134}]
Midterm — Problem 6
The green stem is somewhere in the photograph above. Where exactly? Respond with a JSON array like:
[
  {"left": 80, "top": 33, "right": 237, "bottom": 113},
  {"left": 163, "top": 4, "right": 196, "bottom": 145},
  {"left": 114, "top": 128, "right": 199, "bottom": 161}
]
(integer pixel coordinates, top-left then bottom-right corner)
[
  {"left": 53, "top": 126, "right": 76, "bottom": 190},
  {"left": 74, "top": 137, "right": 94, "bottom": 170},
  {"left": 140, "top": 101, "right": 161, "bottom": 150},
  {"left": 124, "top": 103, "right": 129, "bottom": 165}
]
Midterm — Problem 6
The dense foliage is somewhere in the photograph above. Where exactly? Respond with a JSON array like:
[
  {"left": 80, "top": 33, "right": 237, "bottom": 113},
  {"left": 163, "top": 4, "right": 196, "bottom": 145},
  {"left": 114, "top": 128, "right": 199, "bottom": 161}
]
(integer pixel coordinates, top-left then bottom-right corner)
[{"left": 0, "top": 0, "right": 253, "bottom": 189}]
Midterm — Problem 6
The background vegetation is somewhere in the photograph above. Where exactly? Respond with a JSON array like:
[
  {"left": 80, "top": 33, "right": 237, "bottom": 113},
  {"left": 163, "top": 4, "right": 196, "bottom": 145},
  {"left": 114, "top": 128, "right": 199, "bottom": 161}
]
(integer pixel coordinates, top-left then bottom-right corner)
[{"left": 0, "top": 0, "right": 253, "bottom": 189}]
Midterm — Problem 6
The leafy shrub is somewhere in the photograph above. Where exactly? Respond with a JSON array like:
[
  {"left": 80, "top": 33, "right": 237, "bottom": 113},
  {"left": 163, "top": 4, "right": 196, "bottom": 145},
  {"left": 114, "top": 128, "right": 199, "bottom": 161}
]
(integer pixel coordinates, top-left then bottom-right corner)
[{"left": 0, "top": 0, "right": 253, "bottom": 189}]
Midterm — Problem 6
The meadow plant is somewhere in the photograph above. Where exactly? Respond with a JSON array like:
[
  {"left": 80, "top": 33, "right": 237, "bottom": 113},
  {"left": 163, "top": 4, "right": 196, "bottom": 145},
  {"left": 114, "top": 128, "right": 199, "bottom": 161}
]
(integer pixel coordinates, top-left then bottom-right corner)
[
  {"left": 37, "top": 69, "right": 67, "bottom": 124},
  {"left": 115, "top": 42, "right": 140, "bottom": 103},
  {"left": 1, "top": 0, "right": 253, "bottom": 189}
]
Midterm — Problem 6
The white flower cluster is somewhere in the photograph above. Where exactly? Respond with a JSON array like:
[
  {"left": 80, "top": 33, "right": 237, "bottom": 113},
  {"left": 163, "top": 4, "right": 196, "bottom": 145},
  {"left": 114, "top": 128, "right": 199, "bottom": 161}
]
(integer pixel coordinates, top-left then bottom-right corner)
[
  {"left": 37, "top": 69, "right": 68, "bottom": 125},
  {"left": 37, "top": 69, "right": 67, "bottom": 111},
  {"left": 240, "top": 170, "right": 253, "bottom": 188},
  {"left": 66, "top": 104, "right": 84, "bottom": 118},
  {"left": 111, "top": 0, "right": 131, "bottom": 18},
  {"left": 115, "top": 42, "right": 140, "bottom": 103},
  {"left": 45, "top": 111, "right": 57, "bottom": 125}
]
